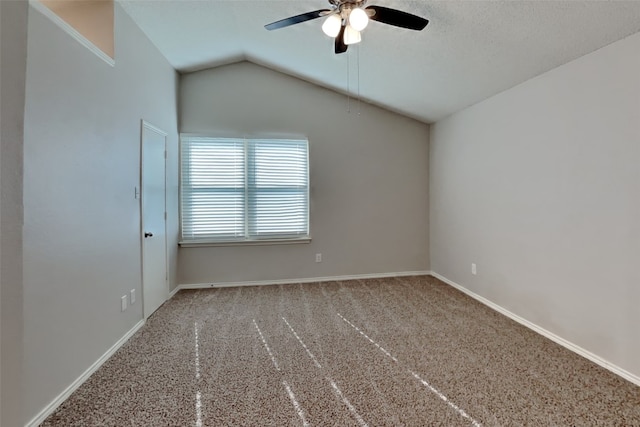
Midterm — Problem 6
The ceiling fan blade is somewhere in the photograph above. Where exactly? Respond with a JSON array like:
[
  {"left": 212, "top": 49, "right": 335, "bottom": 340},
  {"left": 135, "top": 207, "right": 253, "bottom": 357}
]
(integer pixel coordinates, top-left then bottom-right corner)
[
  {"left": 265, "top": 9, "right": 331, "bottom": 31},
  {"left": 334, "top": 25, "right": 348, "bottom": 54},
  {"left": 366, "top": 6, "right": 429, "bottom": 31}
]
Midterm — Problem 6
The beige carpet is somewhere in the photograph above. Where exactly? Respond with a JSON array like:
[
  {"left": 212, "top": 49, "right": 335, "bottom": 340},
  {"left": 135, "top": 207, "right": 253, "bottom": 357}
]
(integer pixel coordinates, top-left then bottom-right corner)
[{"left": 42, "top": 276, "right": 640, "bottom": 426}]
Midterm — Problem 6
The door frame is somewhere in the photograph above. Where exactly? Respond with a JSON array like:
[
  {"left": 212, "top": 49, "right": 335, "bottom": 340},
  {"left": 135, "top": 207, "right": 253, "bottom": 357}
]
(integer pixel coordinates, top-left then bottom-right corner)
[{"left": 140, "top": 119, "right": 168, "bottom": 319}]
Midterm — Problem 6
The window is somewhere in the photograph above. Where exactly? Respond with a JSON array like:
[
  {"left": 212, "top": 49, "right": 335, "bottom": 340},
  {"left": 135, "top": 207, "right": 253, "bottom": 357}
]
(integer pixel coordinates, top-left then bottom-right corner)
[{"left": 180, "top": 136, "right": 309, "bottom": 244}]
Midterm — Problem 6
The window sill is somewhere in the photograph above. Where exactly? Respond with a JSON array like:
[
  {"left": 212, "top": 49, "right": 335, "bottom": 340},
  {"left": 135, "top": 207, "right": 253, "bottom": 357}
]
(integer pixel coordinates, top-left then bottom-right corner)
[{"left": 179, "top": 237, "right": 312, "bottom": 248}]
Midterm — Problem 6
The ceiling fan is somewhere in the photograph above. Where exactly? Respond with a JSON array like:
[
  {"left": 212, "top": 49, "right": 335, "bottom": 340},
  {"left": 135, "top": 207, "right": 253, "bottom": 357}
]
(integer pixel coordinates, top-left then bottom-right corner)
[{"left": 265, "top": 0, "right": 429, "bottom": 54}]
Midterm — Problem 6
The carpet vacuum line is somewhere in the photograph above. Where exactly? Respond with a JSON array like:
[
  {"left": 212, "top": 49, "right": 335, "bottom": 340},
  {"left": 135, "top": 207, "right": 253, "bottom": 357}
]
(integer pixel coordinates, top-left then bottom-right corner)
[
  {"left": 336, "top": 313, "right": 482, "bottom": 427},
  {"left": 194, "top": 322, "right": 204, "bottom": 427},
  {"left": 253, "top": 319, "right": 310, "bottom": 427},
  {"left": 282, "top": 317, "right": 369, "bottom": 427}
]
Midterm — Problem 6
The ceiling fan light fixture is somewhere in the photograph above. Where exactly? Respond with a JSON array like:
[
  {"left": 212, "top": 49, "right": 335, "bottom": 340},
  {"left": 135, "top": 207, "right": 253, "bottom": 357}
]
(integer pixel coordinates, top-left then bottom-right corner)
[
  {"left": 322, "top": 13, "right": 342, "bottom": 37},
  {"left": 349, "top": 7, "right": 369, "bottom": 31},
  {"left": 344, "top": 24, "right": 361, "bottom": 45},
  {"left": 264, "top": 2, "right": 429, "bottom": 55}
]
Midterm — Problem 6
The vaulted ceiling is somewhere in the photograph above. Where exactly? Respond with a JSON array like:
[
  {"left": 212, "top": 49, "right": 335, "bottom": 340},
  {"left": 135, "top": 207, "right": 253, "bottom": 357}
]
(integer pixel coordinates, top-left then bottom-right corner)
[{"left": 120, "top": 0, "right": 640, "bottom": 123}]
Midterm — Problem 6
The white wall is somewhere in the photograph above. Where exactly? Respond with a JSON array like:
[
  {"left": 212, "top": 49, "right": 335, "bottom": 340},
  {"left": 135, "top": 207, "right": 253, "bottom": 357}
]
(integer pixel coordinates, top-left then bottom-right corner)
[
  {"left": 1, "top": 1, "right": 28, "bottom": 425},
  {"left": 430, "top": 32, "right": 640, "bottom": 380},
  {"left": 179, "top": 62, "right": 430, "bottom": 285},
  {"left": 22, "top": 2, "right": 179, "bottom": 423}
]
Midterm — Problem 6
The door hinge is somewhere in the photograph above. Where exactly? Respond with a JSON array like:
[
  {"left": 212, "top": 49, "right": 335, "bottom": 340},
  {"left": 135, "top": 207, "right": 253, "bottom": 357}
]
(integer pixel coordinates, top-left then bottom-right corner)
[
  {"left": 164, "top": 212, "right": 167, "bottom": 220},
  {"left": 164, "top": 150, "right": 167, "bottom": 159}
]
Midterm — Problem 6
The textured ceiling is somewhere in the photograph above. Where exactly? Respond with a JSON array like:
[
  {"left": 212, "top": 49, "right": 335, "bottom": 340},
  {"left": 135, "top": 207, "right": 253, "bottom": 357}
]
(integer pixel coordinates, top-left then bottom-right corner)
[{"left": 119, "top": 0, "right": 640, "bottom": 123}]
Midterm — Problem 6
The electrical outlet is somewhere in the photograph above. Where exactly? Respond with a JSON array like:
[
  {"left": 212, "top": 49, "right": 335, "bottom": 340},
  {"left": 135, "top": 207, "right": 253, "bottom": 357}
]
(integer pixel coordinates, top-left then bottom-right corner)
[
  {"left": 130, "top": 289, "right": 136, "bottom": 304},
  {"left": 121, "top": 295, "right": 127, "bottom": 312},
  {"left": 471, "top": 263, "right": 477, "bottom": 275},
  {"left": 315, "top": 253, "right": 322, "bottom": 263}
]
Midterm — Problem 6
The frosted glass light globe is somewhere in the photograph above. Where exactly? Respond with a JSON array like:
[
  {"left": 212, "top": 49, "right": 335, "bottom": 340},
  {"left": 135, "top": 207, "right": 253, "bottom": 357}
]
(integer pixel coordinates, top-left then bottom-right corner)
[
  {"left": 349, "top": 8, "right": 369, "bottom": 32},
  {"left": 322, "top": 14, "right": 342, "bottom": 37},
  {"left": 344, "top": 24, "right": 362, "bottom": 45}
]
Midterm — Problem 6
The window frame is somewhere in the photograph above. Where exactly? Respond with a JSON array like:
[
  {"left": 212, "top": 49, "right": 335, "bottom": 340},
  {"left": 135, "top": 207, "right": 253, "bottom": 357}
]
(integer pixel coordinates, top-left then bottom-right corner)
[{"left": 178, "top": 135, "right": 311, "bottom": 247}]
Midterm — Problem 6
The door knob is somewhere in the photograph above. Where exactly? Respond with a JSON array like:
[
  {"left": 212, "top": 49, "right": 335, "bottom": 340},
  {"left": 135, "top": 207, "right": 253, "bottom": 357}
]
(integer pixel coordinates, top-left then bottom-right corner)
[{"left": 144, "top": 232, "right": 153, "bottom": 238}]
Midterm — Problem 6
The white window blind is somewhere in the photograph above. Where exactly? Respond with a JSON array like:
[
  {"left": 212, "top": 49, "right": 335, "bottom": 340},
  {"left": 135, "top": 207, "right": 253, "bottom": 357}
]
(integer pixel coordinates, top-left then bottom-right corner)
[{"left": 181, "top": 136, "right": 309, "bottom": 242}]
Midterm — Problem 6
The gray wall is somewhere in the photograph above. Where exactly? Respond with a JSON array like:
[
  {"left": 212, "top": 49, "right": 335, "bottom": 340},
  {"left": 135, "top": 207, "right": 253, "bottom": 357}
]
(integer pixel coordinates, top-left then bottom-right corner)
[
  {"left": 179, "top": 62, "right": 430, "bottom": 285},
  {"left": 430, "top": 32, "right": 640, "bottom": 379},
  {"left": 22, "top": 3, "right": 179, "bottom": 422},
  {"left": 1, "top": 1, "right": 28, "bottom": 425}
]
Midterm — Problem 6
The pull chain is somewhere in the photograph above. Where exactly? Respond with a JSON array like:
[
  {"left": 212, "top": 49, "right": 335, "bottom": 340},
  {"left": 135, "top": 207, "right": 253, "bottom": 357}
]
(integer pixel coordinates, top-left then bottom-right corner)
[
  {"left": 357, "top": 43, "right": 361, "bottom": 116},
  {"left": 346, "top": 43, "right": 361, "bottom": 116},
  {"left": 347, "top": 47, "right": 351, "bottom": 113}
]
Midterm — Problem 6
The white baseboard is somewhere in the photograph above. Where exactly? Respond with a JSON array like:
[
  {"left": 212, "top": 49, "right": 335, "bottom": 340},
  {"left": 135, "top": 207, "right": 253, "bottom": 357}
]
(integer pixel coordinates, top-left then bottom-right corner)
[
  {"left": 26, "top": 320, "right": 145, "bottom": 427},
  {"left": 173, "top": 270, "right": 432, "bottom": 294},
  {"left": 430, "top": 271, "right": 640, "bottom": 387},
  {"left": 168, "top": 285, "right": 181, "bottom": 300}
]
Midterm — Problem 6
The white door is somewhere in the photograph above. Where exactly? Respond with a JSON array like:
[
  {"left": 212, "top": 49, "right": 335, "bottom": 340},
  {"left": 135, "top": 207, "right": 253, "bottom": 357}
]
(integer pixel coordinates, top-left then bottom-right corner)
[{"left": 141, "top": 121, "right": 168, "bottom": 319}]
